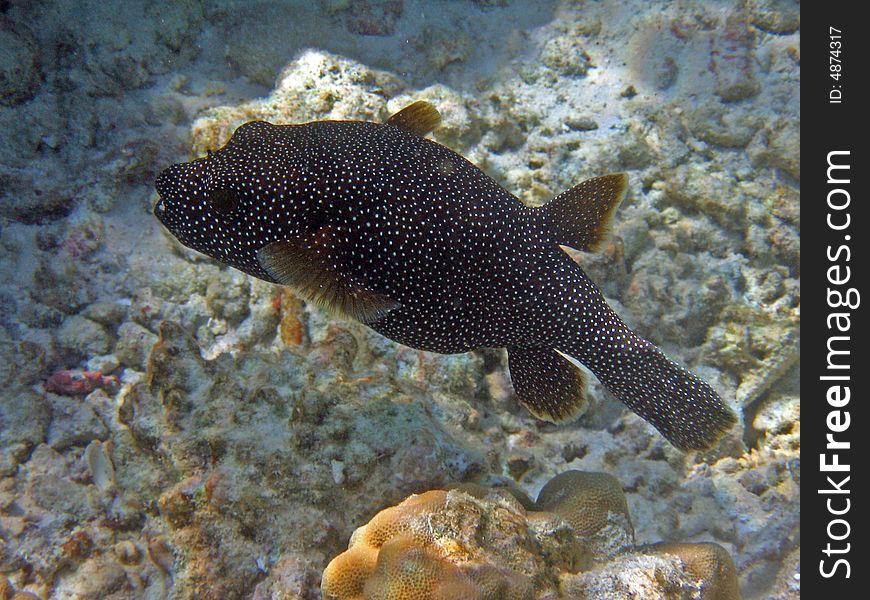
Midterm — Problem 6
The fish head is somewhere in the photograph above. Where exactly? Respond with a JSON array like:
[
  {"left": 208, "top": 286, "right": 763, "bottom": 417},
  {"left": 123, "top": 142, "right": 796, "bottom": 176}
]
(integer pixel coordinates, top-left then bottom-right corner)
[
  {"left": 154, "top": 156, "right": 214, "bottom": 246},
  {"left": 154, "top": 121, "right": 305, "bottom": 281}
]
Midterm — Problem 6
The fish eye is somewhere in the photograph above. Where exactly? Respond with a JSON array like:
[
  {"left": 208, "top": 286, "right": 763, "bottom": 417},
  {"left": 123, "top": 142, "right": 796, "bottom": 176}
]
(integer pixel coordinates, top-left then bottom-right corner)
[{"left": 209, "top": 189, "right": 238, "bottom": 215}]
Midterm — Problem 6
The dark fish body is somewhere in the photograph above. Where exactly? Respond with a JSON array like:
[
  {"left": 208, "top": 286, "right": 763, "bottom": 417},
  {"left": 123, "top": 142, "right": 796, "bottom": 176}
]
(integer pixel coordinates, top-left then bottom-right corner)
[{"left": 155, "top": 102, "right": 735, "bottom": 450}]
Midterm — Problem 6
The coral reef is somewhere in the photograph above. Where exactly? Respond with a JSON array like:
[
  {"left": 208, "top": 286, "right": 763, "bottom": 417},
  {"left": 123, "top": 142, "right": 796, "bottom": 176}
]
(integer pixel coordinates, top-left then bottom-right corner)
[
  {"left": 117, "top": 320, "right": 488, "bottom": 598},
  {"left": 0, "top": 20, "right": 41, "bottom": 107},
  {"left": 535, "top": 471, "right": 633, "bottom": 557},
  {"left": 0, "top": 0, "right": 798, "bottom": 597},
  {"left": 647, "top": 543, "right": 741, "bottom": 600},
  {"left": 323, "top": 471, "right": 740, "bottom": 600}
]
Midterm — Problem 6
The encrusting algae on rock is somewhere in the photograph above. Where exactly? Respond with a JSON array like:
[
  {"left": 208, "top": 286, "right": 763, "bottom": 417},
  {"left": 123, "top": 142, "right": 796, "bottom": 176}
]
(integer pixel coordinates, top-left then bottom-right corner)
[{"left": 322, "top": 470, "right": 740, "bottom": 600}]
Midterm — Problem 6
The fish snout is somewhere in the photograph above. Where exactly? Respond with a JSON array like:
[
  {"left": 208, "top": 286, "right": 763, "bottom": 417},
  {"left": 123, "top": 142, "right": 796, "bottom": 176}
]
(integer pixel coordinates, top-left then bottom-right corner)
[{"left": 153, "top": 198, "right": 165, "bottom": 219}]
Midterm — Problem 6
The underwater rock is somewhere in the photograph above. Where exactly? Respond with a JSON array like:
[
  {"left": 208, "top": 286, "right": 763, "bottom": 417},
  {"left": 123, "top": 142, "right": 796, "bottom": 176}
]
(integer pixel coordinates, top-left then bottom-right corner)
[
  {"left": 46, "top": 395, "right": 108, "bottom": 450},
  {"left": 235, "top": 282, "right": 284, "bottom": 349},
  {"left": 113, "top": 319, "right": 488, "bottom": 596},
  {"left": 322, "top": 470, "right": 740, "bottom": 600},
  {"left": 684, "top": 103, "right": 764, "bottom": 149},
  {"left": 0, "top": 188, "right": 76, "bottom": 226},
  {"left": 21, "top": 443, "right": 93, "bottom": 520},
  {"left": 32, "top": 258, "right": 96, "bottom": 315},
  {"left": 622, "top": 249, "right": 733, "bottom": 348},
  {"left": 616, "top": 128, "right": 657, "bottom": 169},
  {"left": 190, "top": 49, "right": 404, "bottom": 157},
  {"left": 625, "top": 14, "right": 685, "bottom": 93},
  {"left": 221, "top": 2, "right": 313, "bottom": 87},
  {"left": 0, "top": 389, "right": 50, "bottom": 476},
  {"left": 540, "top": 35, "right": 590, "bottom": 76},
  {"left": 82, "top": 301, "right": 129, "bottom": 329},
  {"left": 143, "top": 93, "right": 187, "bottom": 127},
  {"left": 0, "top": 21, "right": 41, "bottom": 106},
  {"left": 558, "top": 552, "right": 688, "bottom": 598},
  {"left": 747, "top": 0, "right": 800, "bottom": 34},
  {"left": 53, "top": 554, "right": 129, "bottom": 598},
  {"left": 21, "top": 1, "right": 198, "bottom": 97},
  {"left": 86, "top": 353, "right": 120, "bottom": 374},
  {"left": 703, "top": 305, "right": 799, "bottom": 408},
  {"left": 149, "top": 1, "right": 204, "bottom": 54},
  {"left": 0, "top": 340, "right": 47, "bottom": 388},
  {"left": 56, "top": 315, "right": 112, "bottom": 362},
  {"left": 345, "top": 0, "right": 405, "bottom": 36},
  {"left": 752, "top": 393, "right": 799, "bottom": 442},
  {"left": 205, "top": 272, "right": 251, "bottom": 325},
  {"left": 711, "top": 11, "right": 760, "bottom": 102},
  {"left": 765, "top": 547, "right": 800, "bottom": 600},
  {"left": 660, "top": 164, "right": 748, "bottom": 232},
  {"left": 113, "top": 540, "right": 142, "bottom": 565},
  {"left": 564, "top": 116, "right": 599, "bottom": 131},
  {"left": 114, "top": 321, "right": 158, "bottom": 371},
  {"left": 747, "top": 119, "right": 800, "bottom": 181},
  {"left": 414, "top": 25, "right": 472, "bottom": 72},
  {"left": 251, "top": 556, "right": 321, "bottom": 600}
]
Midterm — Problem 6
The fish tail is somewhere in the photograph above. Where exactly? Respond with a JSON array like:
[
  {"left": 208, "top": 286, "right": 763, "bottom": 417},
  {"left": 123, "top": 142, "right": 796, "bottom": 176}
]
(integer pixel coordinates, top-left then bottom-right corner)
[
  {"left": 534, "top": 173, "right": 734, "bottom": 449},
  {"left": 622, "top": 345, "right": 736, "bottom": 450},
  {"left": 572, "top": 334, "right": 736, "bottom": 451}
]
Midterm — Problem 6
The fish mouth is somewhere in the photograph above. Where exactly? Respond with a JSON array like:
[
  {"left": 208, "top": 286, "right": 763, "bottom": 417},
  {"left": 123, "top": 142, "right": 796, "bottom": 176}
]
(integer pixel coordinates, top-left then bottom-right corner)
[
  {"left": 153, "top": 168, "right": 169, "bottom": 221},
  {"left": 153, "top": 165, "right": 182, "bottom": 224}
]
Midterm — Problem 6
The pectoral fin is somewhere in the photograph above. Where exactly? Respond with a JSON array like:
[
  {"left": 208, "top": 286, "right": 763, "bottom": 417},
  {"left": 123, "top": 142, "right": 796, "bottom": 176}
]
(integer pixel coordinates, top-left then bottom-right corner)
[
  {"left": 257, "top": 236, "right": 400, "bottom": 324},
  {"left": 506, "top": 346, "right": 589, "bottom": 423}
]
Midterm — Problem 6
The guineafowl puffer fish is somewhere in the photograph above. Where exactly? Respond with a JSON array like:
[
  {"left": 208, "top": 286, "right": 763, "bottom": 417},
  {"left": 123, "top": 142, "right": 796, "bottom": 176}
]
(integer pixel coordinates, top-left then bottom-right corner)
[{"left": 154, "top": 101, "right": 736, "bottom": 451}]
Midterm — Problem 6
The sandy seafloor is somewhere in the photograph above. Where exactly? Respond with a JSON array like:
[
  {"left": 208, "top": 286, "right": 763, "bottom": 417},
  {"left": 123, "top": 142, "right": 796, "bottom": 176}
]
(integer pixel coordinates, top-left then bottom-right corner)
[{"left": 0, "top": 0, "right": 799, "bottom": 598}]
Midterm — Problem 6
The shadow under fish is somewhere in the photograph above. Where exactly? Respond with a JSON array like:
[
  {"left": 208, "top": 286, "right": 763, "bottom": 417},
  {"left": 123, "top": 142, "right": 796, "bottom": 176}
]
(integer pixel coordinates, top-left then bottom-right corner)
[{"left": 154, "top": 101, "right": 736, "bottom": 451}]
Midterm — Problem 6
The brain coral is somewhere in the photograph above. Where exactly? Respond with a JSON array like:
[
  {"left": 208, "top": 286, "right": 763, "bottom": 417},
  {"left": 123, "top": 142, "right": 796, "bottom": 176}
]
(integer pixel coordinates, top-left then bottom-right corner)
[
  {"left": 364, "top": 534, "right": 479, "bottom": 600},
  {"left": 322, "top": 470, "right": 741, "bottom": 600},
  {"left": 648, "top": 542, "right": 741, "bottom": 600},
  {"left": 535, "top": 470, "right": 634, "bottom": 557},
  {"left": 321, "top": 489, "right": 539, "bottom": 600}
]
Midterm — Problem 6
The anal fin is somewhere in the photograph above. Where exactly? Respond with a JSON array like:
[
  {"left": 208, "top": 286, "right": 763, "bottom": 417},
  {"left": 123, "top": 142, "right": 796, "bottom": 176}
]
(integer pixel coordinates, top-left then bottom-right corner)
[
  {"left": 257, "top": 235, "right": 400, "bottom": 324},
  {"left": 507, "top": 347, "right": 589, "bottom": 423}
]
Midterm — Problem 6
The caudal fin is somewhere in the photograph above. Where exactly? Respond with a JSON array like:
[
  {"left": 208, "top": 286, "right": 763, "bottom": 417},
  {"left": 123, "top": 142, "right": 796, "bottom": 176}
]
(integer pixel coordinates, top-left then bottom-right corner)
[{"left": 604, "top": 344, "right": 736, "bottom": 451}]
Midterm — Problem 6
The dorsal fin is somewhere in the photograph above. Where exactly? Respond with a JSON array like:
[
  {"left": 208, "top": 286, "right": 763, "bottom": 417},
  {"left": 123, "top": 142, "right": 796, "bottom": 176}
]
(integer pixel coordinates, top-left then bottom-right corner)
[
  {"left": 542, "top": 173, "right": 628, "bottom": 252},
  {"left": 384, "top": 101, "right": 441, "bottom": 137},
  {"left": 256, "top": 232, "right": 400, "bottom": 324}
]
